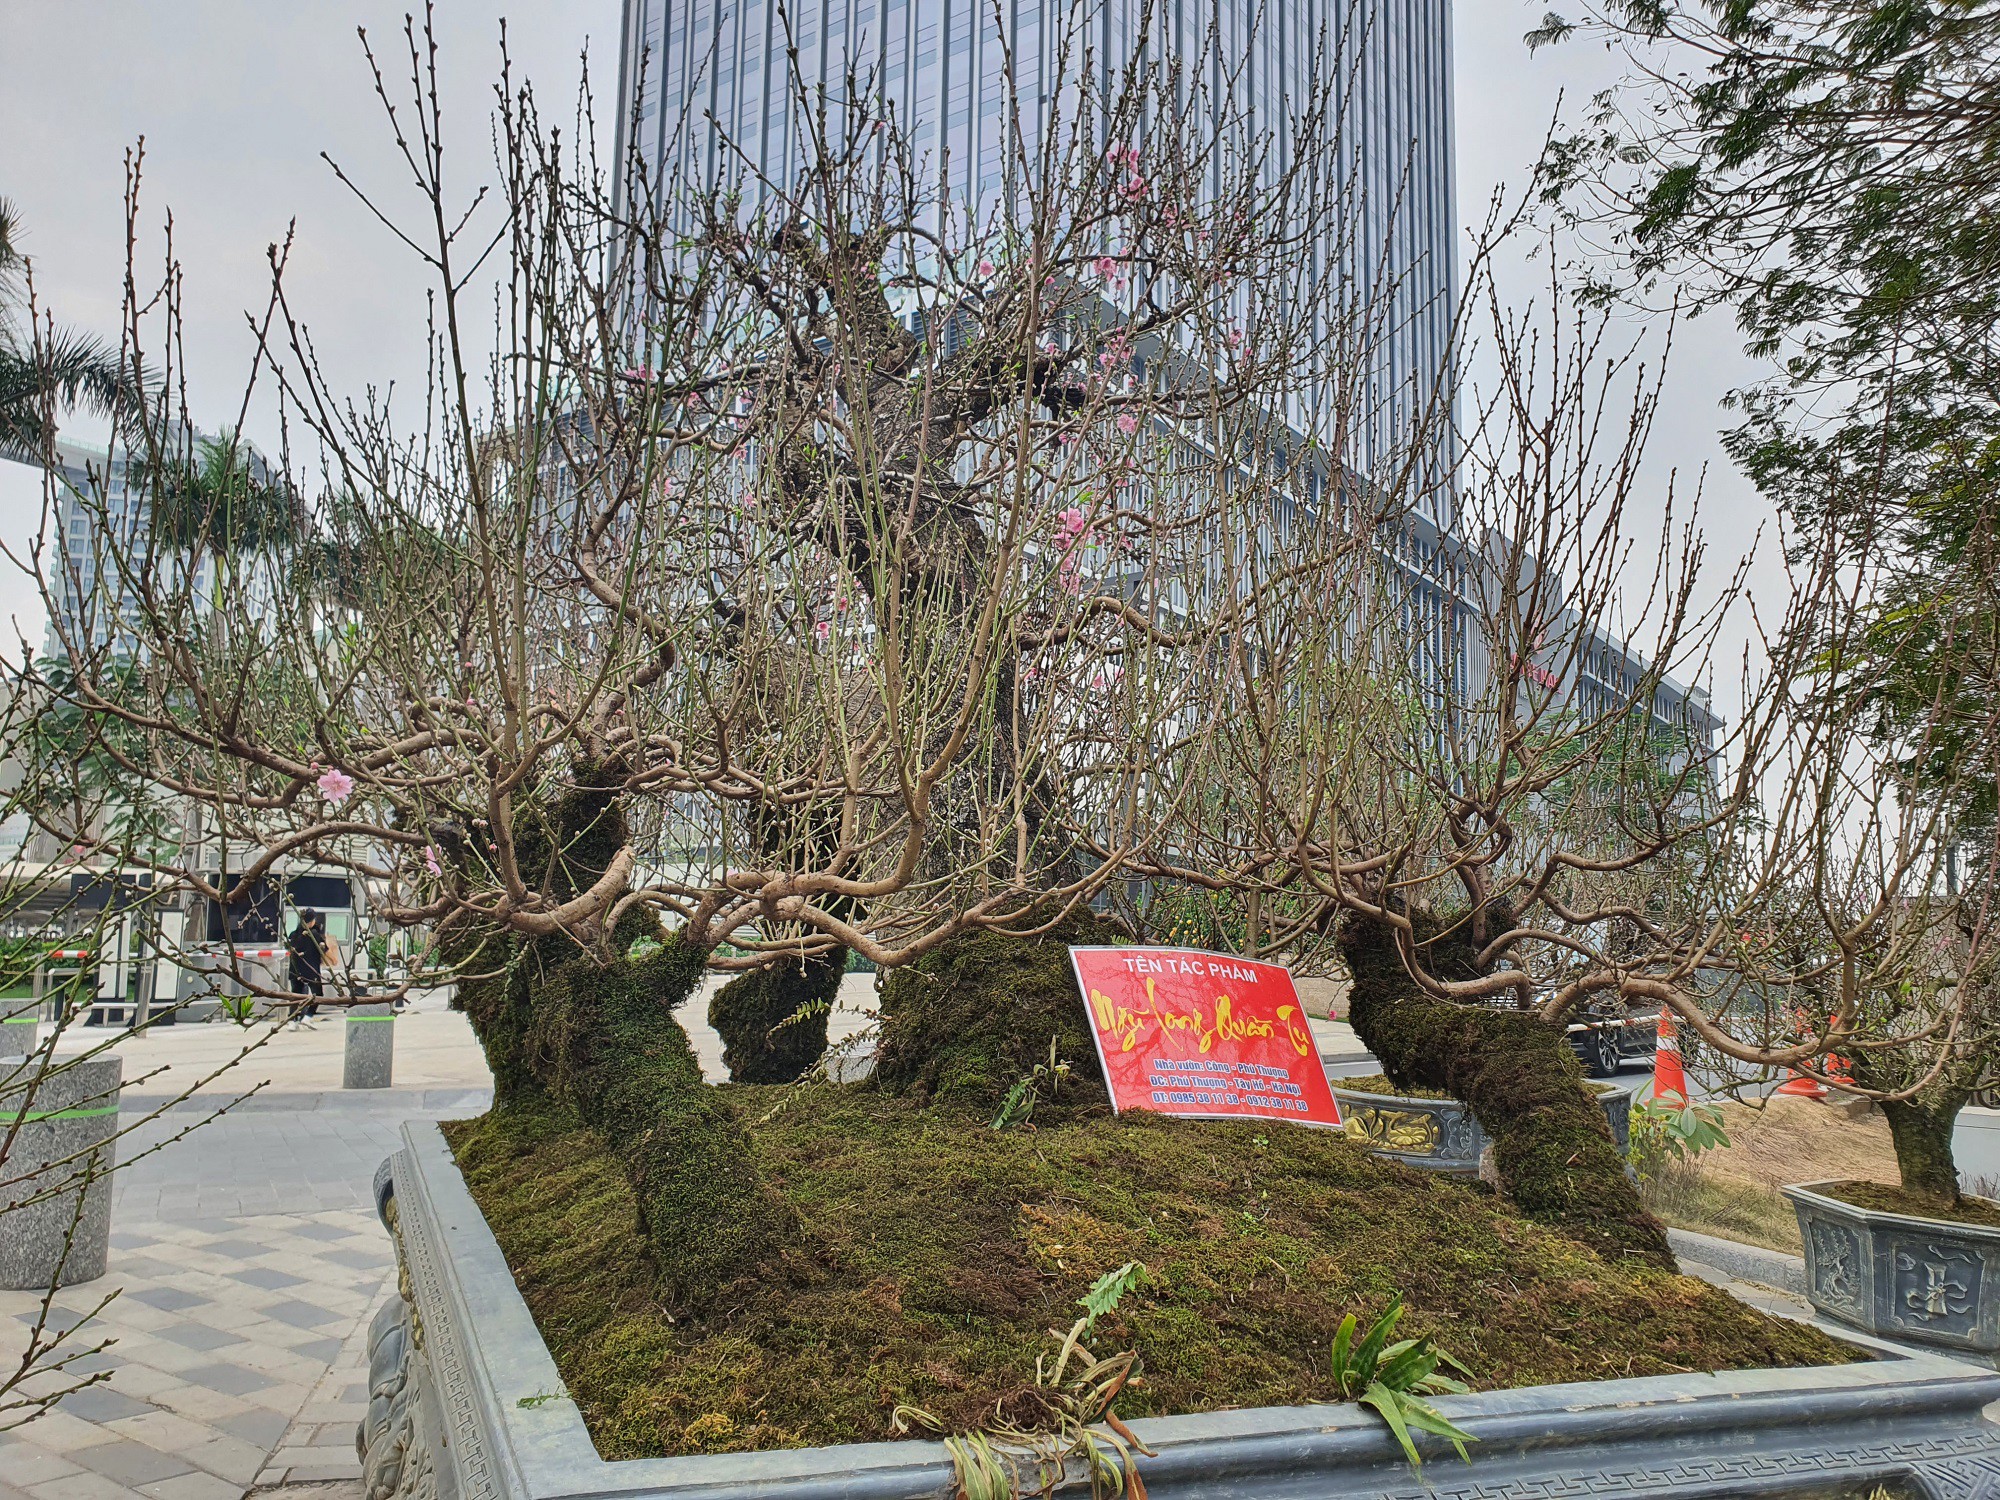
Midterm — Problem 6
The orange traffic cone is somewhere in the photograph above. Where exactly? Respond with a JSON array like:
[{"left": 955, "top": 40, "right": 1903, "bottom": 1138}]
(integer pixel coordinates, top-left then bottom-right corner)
[
  {"left": 1773, "top": 1007, "right": 1831, "bottom": 1098},
  {"left": 1773, "top": 1068, "right": 1828, "bottom": 1099},
  {"left": 1652, "top": 1008, "right": 1688, "bottom": 1106}
]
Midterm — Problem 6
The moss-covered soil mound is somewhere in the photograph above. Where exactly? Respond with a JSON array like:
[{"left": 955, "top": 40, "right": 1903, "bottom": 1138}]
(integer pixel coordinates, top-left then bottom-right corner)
[
  {"left": 443, "top": 1086, "right": 1858, "bottom": 1462},
  {"left": 1329, "top": 1072, "right": 1453, "bottom": 1100}
]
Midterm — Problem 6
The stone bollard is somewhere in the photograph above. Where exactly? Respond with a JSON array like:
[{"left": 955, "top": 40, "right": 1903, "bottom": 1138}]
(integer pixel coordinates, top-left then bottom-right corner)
[
  {"left": 1, "top": 994, "right": 42, "bottom": 1036},
  {"left": 344, "top": 1002, "right": 395, "bottom": 1089},
  {"left": 0, "top": 1053, "right": 121, "bottom": 1289}
]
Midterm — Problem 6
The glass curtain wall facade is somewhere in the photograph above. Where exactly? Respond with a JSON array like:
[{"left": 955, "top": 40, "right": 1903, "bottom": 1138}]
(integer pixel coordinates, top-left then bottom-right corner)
[
  {"left": 611, "top": 0, "right": 1456, "bottom": 491},
  {"left": 610, "top": 0, "right": 1485, "bottom": 727},
  {"left": 609, "top": 2, "right": 1722, "bottom": 784}
]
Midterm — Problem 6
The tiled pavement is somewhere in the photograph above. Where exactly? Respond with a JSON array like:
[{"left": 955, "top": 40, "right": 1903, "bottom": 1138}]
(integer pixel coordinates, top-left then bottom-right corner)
[
  {"left": 109, "top": 1093, "right": 492, "bottom": 1221},
  {"left": 0, "top": 1090, "right": 489, "bottom": 1500}
]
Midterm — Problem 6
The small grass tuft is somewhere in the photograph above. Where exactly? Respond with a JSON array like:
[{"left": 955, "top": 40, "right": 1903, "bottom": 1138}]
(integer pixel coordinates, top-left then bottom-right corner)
[{"left": 1641, "top": 1167, "right": 1807, "bottom": 1254}]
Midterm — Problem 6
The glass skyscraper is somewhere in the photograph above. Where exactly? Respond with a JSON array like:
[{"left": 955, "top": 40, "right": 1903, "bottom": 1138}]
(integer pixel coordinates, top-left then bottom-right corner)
[
  {"left": 607, "top": 2, "right": 1716, "bottom": 775},
  {"left": 612, "top": 0, "right": 1456, "bottom": 483}
]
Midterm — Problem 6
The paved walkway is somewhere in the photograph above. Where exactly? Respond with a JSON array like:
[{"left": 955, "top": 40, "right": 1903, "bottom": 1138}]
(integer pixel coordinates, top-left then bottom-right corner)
[
  {"left": 0, "top": 976, "right": 886, "bottom": 1500},
  {"left": 0, "top": 1205, "right": 404, "bottom": 1500},
  {"left": 1, "top": 994, "right": 494, "bottom": 1500}
]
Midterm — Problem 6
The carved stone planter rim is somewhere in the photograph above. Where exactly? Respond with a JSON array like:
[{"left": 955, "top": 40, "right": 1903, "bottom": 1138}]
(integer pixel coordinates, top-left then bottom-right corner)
[
  {"left": 1784, "top": 1179, "right": 2000, "bottom": 1362},
  {"left": 1328, "top": 1080, "right": 1633, "bottom": 1176},
  {"left": 1326, "top": 1082, "right": 1484, "bottom": 1172},
  {"left": 1783, "top": 1180, "right": 2000, "bottom": 1243},
  {"left": 375, "top": 1121, "right": 2000, "bottom": 1499}
]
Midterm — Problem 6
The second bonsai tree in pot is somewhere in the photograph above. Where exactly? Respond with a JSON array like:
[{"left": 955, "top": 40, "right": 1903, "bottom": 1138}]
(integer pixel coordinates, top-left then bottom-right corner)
[{"left": 1789, "top": 899, "right": 2000, "bottom": 1360}]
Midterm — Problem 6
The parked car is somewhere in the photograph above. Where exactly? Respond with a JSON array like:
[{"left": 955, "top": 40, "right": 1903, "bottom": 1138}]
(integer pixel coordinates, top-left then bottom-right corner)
[{"left": 1566, "top": 999, "right": 1659, "bottom": 1077}]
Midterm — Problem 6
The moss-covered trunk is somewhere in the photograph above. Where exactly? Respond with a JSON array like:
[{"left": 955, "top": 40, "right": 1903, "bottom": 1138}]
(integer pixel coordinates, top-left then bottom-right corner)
[
  {"left": 527, "top": 937, "right": 784, "bottom": 1306},
  {"left": 876, "top": 907, "right": 1124, "bottom": 1109},
  {"left": 1880, "top": 1096, "right": 1965, "bottom": 1207},
  {"left": 709, "top": 950, "right": 843, "bottom": 1083},
  {"left": 445, "top": 930, "right": 543, "bottom": 1110},
  {"left": 449, "top": 767, "right": 785, "bottom": 1303},
  {"left": 709, "top": 797, "right": 857, "bottom": 1083},
  {"left": 1340, "top": 916, "right": 1675, "bottom": 1270}
]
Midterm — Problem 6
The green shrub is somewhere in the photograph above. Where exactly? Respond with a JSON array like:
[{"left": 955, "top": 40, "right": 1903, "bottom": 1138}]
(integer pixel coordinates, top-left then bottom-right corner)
[{"left": 1627, "top": 1096, "right": 1730, "bottom": 1189}]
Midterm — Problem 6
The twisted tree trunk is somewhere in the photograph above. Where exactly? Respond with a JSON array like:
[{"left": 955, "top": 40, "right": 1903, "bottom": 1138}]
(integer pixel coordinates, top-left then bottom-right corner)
[
  {"left": 709, "top": 948, "right": 843, "bottom": 1083},
  {"left": 527, "top": 936, "right": 786, "bottom": 1308},
  {"left": 451, "top": 766, "right": 788, "bottom": 1305},
  {"left": 1879, "top": 1095, "right": 1968, "bottom": 1207},
  {"left": 1340, "top": 915, "right": 1675, "bottom": 1270}
]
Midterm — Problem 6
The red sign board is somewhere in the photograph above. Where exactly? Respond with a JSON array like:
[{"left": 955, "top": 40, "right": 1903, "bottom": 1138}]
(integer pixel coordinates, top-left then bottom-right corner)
[{"left": 1069, "top": 946, "right": 1342, "bottom": 1128}]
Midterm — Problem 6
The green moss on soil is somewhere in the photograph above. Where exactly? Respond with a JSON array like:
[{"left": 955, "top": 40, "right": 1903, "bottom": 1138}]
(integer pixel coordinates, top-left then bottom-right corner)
[
  {"left": 443, "top": 1085, "right": 1859, "bottom": 1462},
  {"left": 1820, "top": 1179, "right": 2000, "bottom": 1227}
]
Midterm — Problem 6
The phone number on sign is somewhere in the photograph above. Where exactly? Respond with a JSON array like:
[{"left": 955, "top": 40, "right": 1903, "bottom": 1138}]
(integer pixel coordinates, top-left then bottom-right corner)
[{"left": 1149, "top": 1057, "right": 1309, "bottom": 1110}]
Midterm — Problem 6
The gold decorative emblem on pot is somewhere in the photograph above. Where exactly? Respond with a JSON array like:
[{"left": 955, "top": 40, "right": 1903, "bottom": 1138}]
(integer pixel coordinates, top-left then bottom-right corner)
[{"left": 1344, "top": 1105, "right": 1440, "bottom": 1153}]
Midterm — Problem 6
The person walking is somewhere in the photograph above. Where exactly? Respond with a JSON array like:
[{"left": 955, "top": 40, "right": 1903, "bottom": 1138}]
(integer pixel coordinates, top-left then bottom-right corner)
[{"left": 287, "top": 909, "right": 338, "bottom": 1025}]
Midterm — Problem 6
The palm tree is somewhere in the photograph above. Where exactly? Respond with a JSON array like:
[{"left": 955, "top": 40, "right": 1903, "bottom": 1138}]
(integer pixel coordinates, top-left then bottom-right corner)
[
  {"left": 0, "top": 197, "right": 145, "bottom": 461},
  {"left": 146, "top": 433, "right": 300, "bottom": 558}
]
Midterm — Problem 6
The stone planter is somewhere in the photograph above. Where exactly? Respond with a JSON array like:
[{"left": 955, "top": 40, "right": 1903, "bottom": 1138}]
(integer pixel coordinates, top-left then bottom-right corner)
[
  {"left": 363, "top": 1122, "right": 2000, "bottom": 1499},
  {"left": 1330, "top": 1081, "right": 1634, "bottom": 1176},
  {"left": 1, "top": 994, "right": 42, "bottom": 1032},
  {"left": 1785, "top": 1179, "right": 2000, "bottom": 1365},
  {"left": 0, "top": 1054, "right": 121, "bottom": 1289}
]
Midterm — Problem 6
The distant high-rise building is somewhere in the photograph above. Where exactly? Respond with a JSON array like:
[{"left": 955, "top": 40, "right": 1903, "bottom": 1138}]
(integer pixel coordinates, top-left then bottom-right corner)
[
  {"left": 44, "top": 438, "right": 151, "bottom": 657},
  {"left": 1465, "top": 530, "right": 1723, "bottom": 761},
  {"left": 41, "top": 430, "right": 278, "bottom": 660},
  {"left": 612, "top": 0, "right": 1456, "bottom": 486}
]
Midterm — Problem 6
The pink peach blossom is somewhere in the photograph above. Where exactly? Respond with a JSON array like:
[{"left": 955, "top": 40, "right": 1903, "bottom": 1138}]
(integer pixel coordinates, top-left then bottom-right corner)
[{"left": 316, "top": 768, "right": 355, "bottom": 806}]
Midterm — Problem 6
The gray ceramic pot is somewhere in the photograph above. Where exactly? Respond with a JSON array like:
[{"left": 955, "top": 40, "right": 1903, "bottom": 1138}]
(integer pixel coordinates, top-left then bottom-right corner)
[
  {"left": 360, "top": 1122, "right": 2000, "bottom": 1499},
  {"left": 1329, "top": 1082, "right": 1634, "bottom": 1176},
  {"left": 1786, "top": 1179, "right": 2000, "bottom": 1365}
]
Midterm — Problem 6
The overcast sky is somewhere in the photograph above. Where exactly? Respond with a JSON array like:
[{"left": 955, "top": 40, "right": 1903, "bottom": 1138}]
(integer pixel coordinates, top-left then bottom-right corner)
[{"left": 0, "top": 1, "right": 1776, "bottom": 703}]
